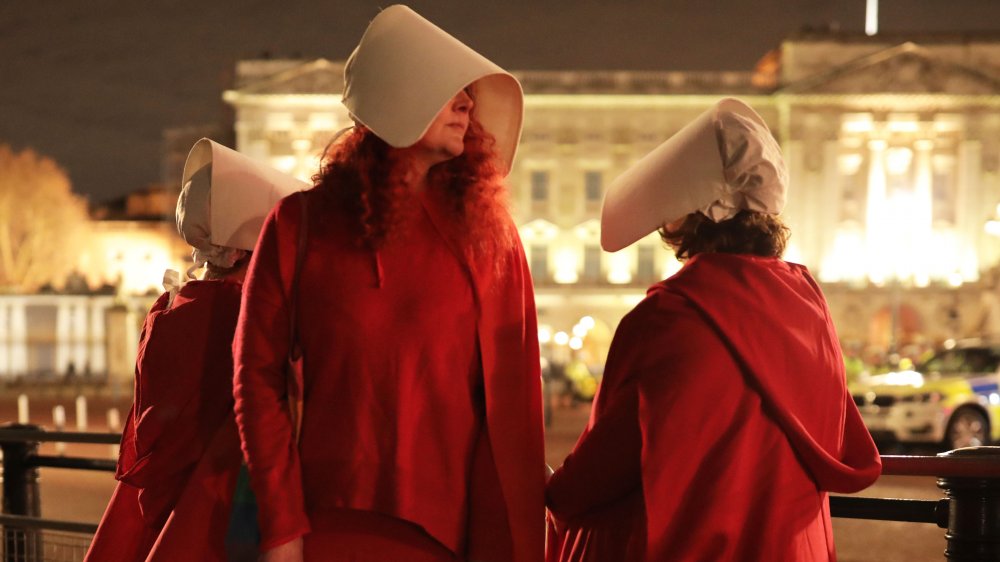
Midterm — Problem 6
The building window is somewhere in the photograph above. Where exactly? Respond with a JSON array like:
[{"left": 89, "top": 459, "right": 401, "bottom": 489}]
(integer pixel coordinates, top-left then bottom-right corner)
[
  {"left": 530, "top": 245, "right": 549, "bottom": 279},
  {"left": 531, "top": 171, "right": 550, "bottom": 202},
  {"left": 638, "top": 246, "right": 656, "bottom": 280},
  {"left": 585, "top": 171, "right": 603, "bottom": 203},
  {"left": 583, "top": 245, "right": 601, "bottom": 282}
]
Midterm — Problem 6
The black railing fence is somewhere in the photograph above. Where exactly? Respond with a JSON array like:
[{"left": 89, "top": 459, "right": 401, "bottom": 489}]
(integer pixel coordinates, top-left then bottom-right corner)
[
  {"left": 2, "top": 423, "right": 1000, "bottom": 561},
  {"left": 0, "top": 424, "right": 116, "bottom": 562},
  {"left": 831, "top": 447, "right": 1000, "bottom": 562}
]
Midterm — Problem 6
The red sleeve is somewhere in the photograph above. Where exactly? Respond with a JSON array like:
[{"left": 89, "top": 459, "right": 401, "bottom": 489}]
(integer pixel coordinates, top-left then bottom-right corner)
[
  {"left": 545, "top": 296, "right": 662, "bottom": 523},
  {"left": 546, "top": 381, "right": 642, "bottom": 522},
  {"left": 232, "top": 196, "right": 310, "bottom": 549}
]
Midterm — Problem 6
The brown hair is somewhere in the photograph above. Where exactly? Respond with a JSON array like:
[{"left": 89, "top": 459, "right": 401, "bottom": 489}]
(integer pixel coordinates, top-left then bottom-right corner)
[
  {"left": 658, "top": 210, "right": 789, "bottom": 260},
  {"left": 313, "top": 116, "right": 514, "bottom": 268}
]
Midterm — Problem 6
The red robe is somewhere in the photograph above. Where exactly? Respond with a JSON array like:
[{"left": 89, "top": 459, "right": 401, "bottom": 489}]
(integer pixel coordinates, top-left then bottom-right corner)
[
  {"left": 85, "top": 280, "right": 245, "bottom": 562},
  {"left": 547, "top": 254, "right": 881, "bottom": 562},
  {"left": 233, "top": 188, "right": 545, "bottom": 561}
]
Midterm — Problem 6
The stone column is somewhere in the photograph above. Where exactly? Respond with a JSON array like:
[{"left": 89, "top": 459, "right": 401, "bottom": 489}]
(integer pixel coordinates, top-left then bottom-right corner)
[
  {"left": 866, "top": 139, "right": 889, "bottom": 283},
  {"left": 956, "top": 140, "right": 983, "bottom": 281},
  {"left": 0, "top": 301, "right": 9, "bottom": 379},
  {"left": 89, "top": 299, "right": 107, "bottom": 376},
  {"left": 914, "top": 139, "right": 935, "bottom": 286},
  {"left": 55, "top": 300, "right": 71, "bottom": 376},
  {"left": 72, "top": 300, "right": 88, "bottom": 377},
  {"left": 10, "top": 298, "right": 27, "bottom": 377}
]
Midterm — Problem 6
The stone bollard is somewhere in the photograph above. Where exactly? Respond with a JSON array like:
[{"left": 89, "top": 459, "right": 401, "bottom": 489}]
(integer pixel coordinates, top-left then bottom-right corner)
[
  {"left": 16, "top": 395, "right": 28, "bottom": 425},
  {"left": 52, "top": 406, "right": 66, "bottom": 456},
  {"left": 75, "top": 395, "right": 88, "bottom": 431},
  {"left": 937, "top": 446, "right": 1000, "bottom": 561}
]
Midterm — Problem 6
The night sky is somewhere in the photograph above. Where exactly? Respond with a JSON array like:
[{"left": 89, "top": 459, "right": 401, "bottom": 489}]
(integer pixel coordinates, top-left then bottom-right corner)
[{"left": 2, "top": 0, "right": 999, "bottom": 203}]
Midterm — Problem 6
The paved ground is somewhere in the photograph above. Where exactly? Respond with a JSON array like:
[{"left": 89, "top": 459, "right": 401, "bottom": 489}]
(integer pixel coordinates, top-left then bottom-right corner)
[{"left": 1, "top": 391, "right": 950, "bottom": 561}]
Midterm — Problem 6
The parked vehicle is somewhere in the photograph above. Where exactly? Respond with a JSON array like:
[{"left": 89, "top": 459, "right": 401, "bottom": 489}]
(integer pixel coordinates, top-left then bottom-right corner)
[{"left": 849, "top": 342, "right": 1000, "bottom": 450}]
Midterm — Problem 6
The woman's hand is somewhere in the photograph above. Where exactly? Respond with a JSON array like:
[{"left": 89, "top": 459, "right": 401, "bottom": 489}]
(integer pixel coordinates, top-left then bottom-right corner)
[{"left": 259, "top": 537, "right": 303, "bottom": 562}]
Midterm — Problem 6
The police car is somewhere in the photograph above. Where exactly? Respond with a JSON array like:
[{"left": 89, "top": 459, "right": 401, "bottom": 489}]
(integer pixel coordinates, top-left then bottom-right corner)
[{"left": 849, "top": 342, "right": 1000, "bottom": 450}]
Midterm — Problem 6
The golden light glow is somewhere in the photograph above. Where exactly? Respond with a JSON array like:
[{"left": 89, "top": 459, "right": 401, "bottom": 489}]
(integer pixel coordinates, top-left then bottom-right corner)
[
  {"left": 554, "top": 331, "right": 570, "bottom": 346},
  {"left": 106, "top": 244, "right": 175, "bottom": 294},
  {"left": 784, "top": 242, "right": 804, "bottom": 265},
  {"left": 661, "top": 257, "right": 682, "bottom": 280},
  {"left": 842, "top": 114, "right": 874, "bottom": 133},
  {"left": 885, "top": 148, "right": 912, "bottom": 175},
  {"left": 838, "top": 154, "right": 864, "bottom": 175},
  {"left": 266, "top": 112, "right": 294, "bottom": 131},
  {"left": 270, "top": 155, "right": 297, "bottom": 174},
  {"left": 887, "top": 117, "right": 920, "bottom": 133},
  {"left": 308, "top": 113, "right": 337, "bottom": 131},
  {"left": 553, "top": 248, "right": 580, "bottom": 284},
  {"left": 519, "top": 220, "right": 559, "bottom": 242},
  {"left": 819, "top": 227, "right": 866, "bottom": 283},
  {"left": 607, "top": 250, "right": 633, "bottom": 284},
  {"left": 538, "top": 325, "right": 553, "bottom": 344}
]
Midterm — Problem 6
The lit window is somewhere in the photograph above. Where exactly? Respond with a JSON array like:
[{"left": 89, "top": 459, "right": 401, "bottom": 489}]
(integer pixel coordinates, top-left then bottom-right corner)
[
  {"left": 637, "top": 246, "right": 655, "bottom": 280},
  {"left": 529, "top": 245, "right": 548, "bottom": 279},
  {"left": 583, "top": 245, "right": 601, "bottom": 281},
  {"left": 584, "top": 171, "right": 603, "bottom": 203},
  {"left": 531, "top": 171, "right": 549, "bottom": 202}
]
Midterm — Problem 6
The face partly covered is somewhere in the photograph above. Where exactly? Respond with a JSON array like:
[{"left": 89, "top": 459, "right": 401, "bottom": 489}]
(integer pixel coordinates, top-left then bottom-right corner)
[{"left": 413, "top": 88, "right": 474, "bottom": 165}]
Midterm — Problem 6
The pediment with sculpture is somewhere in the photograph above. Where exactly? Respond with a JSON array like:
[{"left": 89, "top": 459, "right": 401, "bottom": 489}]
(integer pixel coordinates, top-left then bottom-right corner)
[
  {"left": 235, "top": 59, "right": 346, "bottom": 96},
  {"left": 782, "top": 43, "right": 1000, "bottom": 95}
]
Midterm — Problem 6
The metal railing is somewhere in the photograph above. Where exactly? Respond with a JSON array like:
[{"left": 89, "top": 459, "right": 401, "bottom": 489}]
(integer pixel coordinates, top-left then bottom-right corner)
[
  {"left": 830, "top": 447, "right": 1000, "bottom": 561},
  {"left": 0, "top": 424, "right": 118, "bottom": 562},
  {"left": 4, "top": 424, "right": 1000, "bottom": 561}
]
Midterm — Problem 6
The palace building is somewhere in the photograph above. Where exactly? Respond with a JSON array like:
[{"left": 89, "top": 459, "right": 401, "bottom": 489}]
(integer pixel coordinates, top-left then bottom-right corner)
[
  {"left": 3, "top": 30, "right": 999, "bottom": 380},
  {"left": 221, "top": 31, "right": 1000, "bottom": 364}
]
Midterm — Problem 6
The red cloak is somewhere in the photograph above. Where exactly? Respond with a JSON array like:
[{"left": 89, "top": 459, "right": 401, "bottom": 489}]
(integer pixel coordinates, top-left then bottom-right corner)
[
  {"left": 84, "top": 280, "right": 244, "bottom": 562},
  {"left": 547, "top": 254, "right": 881, "bottom": 562},
  {"left": 233, "top": 188, "right": 545, "bottom": 561}
]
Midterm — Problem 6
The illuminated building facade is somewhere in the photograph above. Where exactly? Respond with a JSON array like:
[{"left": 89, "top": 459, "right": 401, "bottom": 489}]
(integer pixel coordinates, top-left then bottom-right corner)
[
  {"left": 221, "top": 32, "right": 1000, "bottom": 361},
  {"left": 7, "top": 31, "right": 996, "bottom": 381},
  {"left": 225, "top": 33, "right": 1000, "bottom": 358},
  {"left": 0, "top": 188, "right": 189, "bottom": 381}
]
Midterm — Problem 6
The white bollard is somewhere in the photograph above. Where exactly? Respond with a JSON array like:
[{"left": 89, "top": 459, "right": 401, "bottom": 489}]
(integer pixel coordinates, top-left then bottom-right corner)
[
  {"left": 106, "top": 408, "right": 120, "bottom": 431},
  {"left": 53, "top": 405, "right": 66, "bottom": 455},
  {"left": 107, "top": 408, "right": 121, "bottom": 458},
  {"left": 75, "top": 395, "right": 88, "bottom": 431},
  {"left": 17, "top": 394, "right": 29, "bottom": 424}
]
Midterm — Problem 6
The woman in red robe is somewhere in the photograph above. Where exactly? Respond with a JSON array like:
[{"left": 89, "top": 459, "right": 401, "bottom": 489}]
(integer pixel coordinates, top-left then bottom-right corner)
[
  {"left": 84, "top": 140, "right": 305, "bottom": 562},
  {"left": 546, "top": 98, "right": 882, "bottom": 562},
  {"left": 233, "top": 6, "right": 544, "bottom": 562}
]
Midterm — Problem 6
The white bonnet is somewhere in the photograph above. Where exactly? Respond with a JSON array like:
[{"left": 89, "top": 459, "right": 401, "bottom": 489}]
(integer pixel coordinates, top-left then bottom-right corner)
[
  {"left": 341, "top": 4, "right": 523, "bottom": 175},
  {"left": 176, "top": 139, "right": 309, "bottom": 272},
  {"left": 600, "top": 98, "right": 787, "bottom": 252}
]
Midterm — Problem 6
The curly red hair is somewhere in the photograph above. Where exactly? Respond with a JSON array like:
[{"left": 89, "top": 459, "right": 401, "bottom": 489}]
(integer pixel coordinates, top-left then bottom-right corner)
[{"left": 313, "top": 115, "right": 515, "bottom": 270}]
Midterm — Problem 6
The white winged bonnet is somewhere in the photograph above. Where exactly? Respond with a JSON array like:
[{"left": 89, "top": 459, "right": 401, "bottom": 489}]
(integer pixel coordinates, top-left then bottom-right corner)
[
  {"left": 600, "top": 98, "right": 788, "bottom": 252},
  {"left": 176, "top": 138, "right": 309, "bottom": 272},
  {"left": 342, "top": 4, "right": 524, "bottom": 175}
]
